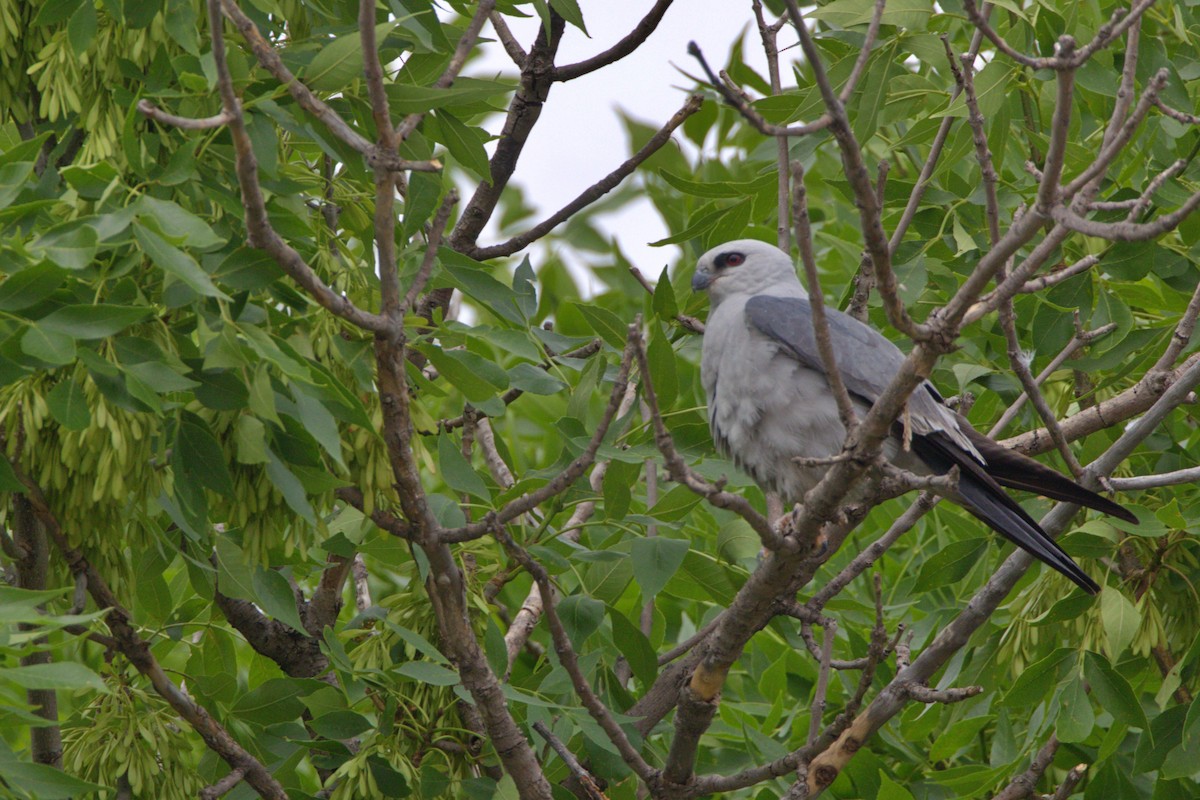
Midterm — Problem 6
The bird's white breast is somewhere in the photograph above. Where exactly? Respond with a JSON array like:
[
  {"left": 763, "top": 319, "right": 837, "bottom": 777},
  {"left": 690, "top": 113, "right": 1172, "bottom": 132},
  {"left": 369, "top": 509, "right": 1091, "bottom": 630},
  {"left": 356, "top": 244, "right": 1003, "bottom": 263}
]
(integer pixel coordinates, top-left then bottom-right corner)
[{"left": 701, "top": 296, "right": 857, "bottom": 502}]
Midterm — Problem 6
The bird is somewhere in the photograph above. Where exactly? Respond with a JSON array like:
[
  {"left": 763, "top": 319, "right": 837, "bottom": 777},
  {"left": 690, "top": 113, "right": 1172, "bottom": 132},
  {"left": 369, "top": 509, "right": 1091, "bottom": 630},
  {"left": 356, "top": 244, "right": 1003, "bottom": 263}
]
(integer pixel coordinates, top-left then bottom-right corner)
[{"left": 690, "top": 238, "right": 1137, "bottom": 594}]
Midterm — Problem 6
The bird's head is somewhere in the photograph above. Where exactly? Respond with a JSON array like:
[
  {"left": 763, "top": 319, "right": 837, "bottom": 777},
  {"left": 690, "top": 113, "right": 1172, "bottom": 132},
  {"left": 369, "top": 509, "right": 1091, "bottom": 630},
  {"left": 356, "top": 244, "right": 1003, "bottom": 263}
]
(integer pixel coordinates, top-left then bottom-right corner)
[{"left": 691, "top": 239, "right": 806, "bottom": 306}]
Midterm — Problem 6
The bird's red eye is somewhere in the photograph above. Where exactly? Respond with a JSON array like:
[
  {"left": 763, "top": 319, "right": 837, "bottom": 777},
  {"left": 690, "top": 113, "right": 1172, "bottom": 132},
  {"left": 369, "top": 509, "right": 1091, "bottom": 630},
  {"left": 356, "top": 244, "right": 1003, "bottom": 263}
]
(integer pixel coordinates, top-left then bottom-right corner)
[{"left": 720, "top": 252, "right": 745, "bottom": 268}]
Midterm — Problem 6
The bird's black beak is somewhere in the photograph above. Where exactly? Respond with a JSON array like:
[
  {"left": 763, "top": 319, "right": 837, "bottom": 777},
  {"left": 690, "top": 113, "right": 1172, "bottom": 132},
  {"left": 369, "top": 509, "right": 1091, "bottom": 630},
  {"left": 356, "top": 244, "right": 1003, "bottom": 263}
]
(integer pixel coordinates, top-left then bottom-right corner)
[{"left": 691, "top": 270, "right": 713, "bottom": 291}]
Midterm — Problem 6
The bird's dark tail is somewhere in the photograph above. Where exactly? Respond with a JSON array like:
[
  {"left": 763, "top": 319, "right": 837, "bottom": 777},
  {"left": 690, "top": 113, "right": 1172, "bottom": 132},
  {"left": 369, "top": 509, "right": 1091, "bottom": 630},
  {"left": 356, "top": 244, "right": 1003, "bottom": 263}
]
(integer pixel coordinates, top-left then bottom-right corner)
[
  {"left": 959, "top": 423, "right": 1138, "bottom": 524},
  {"left": 911, "top": 433, "right": 1102, "bottom": 594},
  {"left": 954, "top": 471, "right": 1101, "bottom": 594}
]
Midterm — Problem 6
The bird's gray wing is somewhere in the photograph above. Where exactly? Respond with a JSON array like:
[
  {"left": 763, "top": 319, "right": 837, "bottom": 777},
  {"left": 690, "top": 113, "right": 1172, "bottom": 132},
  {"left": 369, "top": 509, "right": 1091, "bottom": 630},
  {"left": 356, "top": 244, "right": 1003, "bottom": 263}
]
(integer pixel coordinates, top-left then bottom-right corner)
[{"left": 744, "top": 295, "right": 945, "bottom": 412}]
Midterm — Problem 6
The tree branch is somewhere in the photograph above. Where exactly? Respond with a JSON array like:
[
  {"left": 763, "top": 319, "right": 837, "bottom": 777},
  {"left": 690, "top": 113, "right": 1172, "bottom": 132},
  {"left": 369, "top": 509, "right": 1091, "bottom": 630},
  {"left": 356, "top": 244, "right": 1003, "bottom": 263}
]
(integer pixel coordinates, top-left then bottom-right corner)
[
  {"left": 467, "top": 94, "right": 703, "bottom": 260},
  {"left": 441, "top": 332, "right": 637, "bottom": 543},
  {"left": 218, "top": 0, "right": 438, "bottom": 174},
  {"left": 494, "top": 521, "right": 656, "bottom": 781},
  {"left": 212, "top": 0, "right": 394, "bottom": 335},
  {"left": 10, "top": 444, "right": 287, "bottom": 798},
  {"left": 993, "top": 735, "right": 1059, "bottom": 800},
  {"left": 136, "top": 100, "right": 232, "bottom": 130},
  {"left": 554, "top": 0, "right": 674, "bottom": 81}
]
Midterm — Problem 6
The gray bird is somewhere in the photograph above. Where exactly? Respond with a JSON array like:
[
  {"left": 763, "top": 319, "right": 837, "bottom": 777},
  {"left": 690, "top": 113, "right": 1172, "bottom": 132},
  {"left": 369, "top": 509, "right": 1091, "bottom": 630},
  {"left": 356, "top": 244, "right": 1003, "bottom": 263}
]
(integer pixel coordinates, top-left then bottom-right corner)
[{"left": 691, "top": 239, "right": 1136, "bottom": 594}]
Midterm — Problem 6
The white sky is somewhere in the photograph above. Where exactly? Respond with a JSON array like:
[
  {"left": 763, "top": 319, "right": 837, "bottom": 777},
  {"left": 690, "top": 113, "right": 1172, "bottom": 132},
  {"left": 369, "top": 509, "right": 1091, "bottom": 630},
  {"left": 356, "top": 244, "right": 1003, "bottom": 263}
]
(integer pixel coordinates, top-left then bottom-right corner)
[{"left": 471, "top": 2, "right": 776, "bottom": 286}]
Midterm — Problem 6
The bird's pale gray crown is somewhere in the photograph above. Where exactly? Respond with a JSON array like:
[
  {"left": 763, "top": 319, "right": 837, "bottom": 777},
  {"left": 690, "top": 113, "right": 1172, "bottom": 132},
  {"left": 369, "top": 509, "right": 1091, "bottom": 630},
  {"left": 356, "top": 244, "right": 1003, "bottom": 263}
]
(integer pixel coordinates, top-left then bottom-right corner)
[{"left": 691, "top": 238, "right": 810, "bottom": 304}]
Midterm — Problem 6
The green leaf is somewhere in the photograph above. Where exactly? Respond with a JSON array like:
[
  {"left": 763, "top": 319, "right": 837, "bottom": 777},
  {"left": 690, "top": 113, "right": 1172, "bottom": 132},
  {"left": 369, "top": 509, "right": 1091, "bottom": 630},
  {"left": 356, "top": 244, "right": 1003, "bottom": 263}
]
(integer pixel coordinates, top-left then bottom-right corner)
[
  {"left": 134, "top": 222, "right": 228, "bottom": 298},
  {"left": 0, "top": 759, "right": 108, "bottom": 799},
  {"left": 631, "top": 537, "right": 689, "bottom": 598},
  {"left": 176, "top": 416, "right": 235, "bottom": 495},
  {"left": 231, "top": 678, "right": 310, "bottom": 726},
  {"left": 1057, "top": 673, "right": 1095, "bottom": 742},
  {"left": 38, "top": 304, "right": 150, "bottom": 339},
  {"left": 437, "top": 430, "right": 490, "bottom": 500},
  {"left": 425, "top": 347, "right": 509, "bottom": 403},
  {"left": 234, "top": 415, "right": 269, "bottom": 465},
  {"left": 915, "top": 538, "right": 987, "bottom": 590},
  {"left": 652, "top": 266, "right": 678, "bottom": 319},
  {"left": 1100, "top": 588, "right": 1140, "bottom": 656},
  {"left": 396, "top": 661, "right": 460, "bottom": 686},
  {"left": 608, "top": 606, "right": 657, "bottom": 687},
  {"left": 67, "top": 0, "right": 97, "bottom": 53},
  {"left": 290, "top": 387, "right": 346, "bottom": 469},
  {"left": 309, "top": 710, "right": 374, "bottom": 740},
  {"left": 32, "top": 0, "right": 83, "bottom": 26},
  {"left": 1083, "top": 651, "right": 1147, "bottom": 729},
  {"left": 0, "top": 457, "right": 26, "bottom": 492},
  {"left": 647, "top": 484, "right": 701, "bottom": 523},
  {"left": 430, "top": 110, "right": 491, "bottom": 183},
  {"left": 20, "top": 326, "right": 76, "bottom": 365},
  {"left": 252, "top": 567, "right": 309, "bottom": 635},
  {"left": 646, "top": 327, "right": 678, "bottom": 410},
  {"left": 0, "top": 160, "right": 35, "bottom": 208},
  {"left": 164, "top": 0, "right": 199, "bottom": 54},
  {"left": 549, "top": 0, "right": 588, "bottom": 33},
  {"left": 556, "top": 594, "right": 604, "bottom": 648},
  {"left": 508, "top": 362, "right": 567, "bottom": 395},
  {"left": 1002, "top": 648, "right": 1075, "bottom": 708},
  {"left": 877, "top": 774, "right": 916, "bottom": 800},
  {"left": 930, "top": 716, "right": 994, "bottom": 762},
  {"left": 571, "top": 303, "right": 629, "bottom": 349},
  {"left": 384, "top": 81, "right": 516, "bottom": 115},
  {"left": 306, "top": 21, "right": 398, "bottom": 92},
  {"left": 46, "top": 378, "right": 90, "bottom": 431},
  {"left": 0, "top": 662, "right": 108, "bottom": 692},
  {"left": 265, "top": 449, "right": 317, "bottom": 524},
  {"left": 29, "top": 223, "right": 98, "bottom": 270},
  {"left": 0, "top": 263, "right": 64, "bottom": 310}
]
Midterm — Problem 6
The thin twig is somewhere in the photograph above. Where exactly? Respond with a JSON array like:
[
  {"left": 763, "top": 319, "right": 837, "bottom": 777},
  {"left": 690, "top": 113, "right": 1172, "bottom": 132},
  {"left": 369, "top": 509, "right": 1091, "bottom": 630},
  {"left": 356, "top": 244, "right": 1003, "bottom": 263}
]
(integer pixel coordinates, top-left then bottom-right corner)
[
  {"left": 403, "top": 190, "right": 459, "bottom": 311},
  {"left": 753, "top": 0, "right": 792, "bottom": 251},
  {"left": 441, "top": 333, "right": 638, "bottom": 543},
  {"left": 793, "top": 161, "right": 857, "bottom": 429},
  {"left": 993, "top": 736, "right": 1059, "bottom": 800},
  {"left": 395, "top": 0, "right": 497, "bottom": 143},
  {"left": 218, "top": 0, "right": 438, "bottom": 174},
  {"left": 807, "top": 621, "right": 836, "bottom": 747},
  {"left": 687, "top": 42, "right": 833, "bottom": 138},
  {"left": 214, "top": 0, "right": 394, "bottom": 335},
  {"left": 531, "top": 721, "right": 608, "bottom": 800},
  {"left": 838, "top": 0, "right": 886, "bottom": 104},
  {"left": 468, "top": 95, "right": 703, "bottom": 260},
  {"left": 632, "top": 326, "right": 777, "bottom": 547},
  {"left": 1155, "top": 98, "right": 1200, "bottom": 125},
  {"left": 490, "top": 11, "right": 527, "bottom": 67},
  {"left": 1154, "top": 278, "right": 1200, "bottom": 371},
  {"left": 495, "top": 522, "right": 656, "bottom": 782},
  {"left": 136, "top": 100, "right": 232, "bottom": 129},
  {"left": 783, "top": 0, "right": 922, "bottom": 341},
  {"left": 199, "top": 768, "right": 246, "bottom": 800},
  {"left": 554, "top": 0, "right": 674, "bottom": 82},
  {"left": 989, "top": 320, "right": 1116, "bottom": 436}
]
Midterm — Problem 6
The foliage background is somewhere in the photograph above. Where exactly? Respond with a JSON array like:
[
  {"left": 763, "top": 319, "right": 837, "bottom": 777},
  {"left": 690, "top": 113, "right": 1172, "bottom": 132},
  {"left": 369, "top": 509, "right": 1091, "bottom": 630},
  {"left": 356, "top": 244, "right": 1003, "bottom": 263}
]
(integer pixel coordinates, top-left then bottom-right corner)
[{"left": 1, "top": 0, "right": 1200, "bottom": 799}]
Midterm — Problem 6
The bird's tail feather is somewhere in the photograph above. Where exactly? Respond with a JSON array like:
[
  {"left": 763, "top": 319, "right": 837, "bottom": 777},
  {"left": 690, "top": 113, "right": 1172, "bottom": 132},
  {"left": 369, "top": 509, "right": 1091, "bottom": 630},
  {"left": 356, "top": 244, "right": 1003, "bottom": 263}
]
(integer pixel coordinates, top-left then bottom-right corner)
[
  {"left": 955, "top": 474, "right": 1101, "bottom": 595},
  {"left": 960, "top": 421, "right": 1138, "bottom": 524},
  {"left": 911, "top": 433, "right": 1101, "bottom": 594}
]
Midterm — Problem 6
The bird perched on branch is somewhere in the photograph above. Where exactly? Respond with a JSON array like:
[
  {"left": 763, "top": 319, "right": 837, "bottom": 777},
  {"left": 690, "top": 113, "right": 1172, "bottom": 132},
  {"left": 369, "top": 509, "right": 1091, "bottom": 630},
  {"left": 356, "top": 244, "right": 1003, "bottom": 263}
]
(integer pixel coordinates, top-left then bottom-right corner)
[{"left": 691, "top": 239, "right": 1136, "bottom": 594}]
